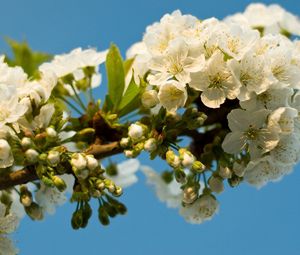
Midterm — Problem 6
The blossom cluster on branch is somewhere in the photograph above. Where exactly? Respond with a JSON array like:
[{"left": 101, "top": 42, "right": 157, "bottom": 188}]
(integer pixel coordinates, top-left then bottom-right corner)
[{"left": 0, "top": 3, "right": 300, "bottom": 254}]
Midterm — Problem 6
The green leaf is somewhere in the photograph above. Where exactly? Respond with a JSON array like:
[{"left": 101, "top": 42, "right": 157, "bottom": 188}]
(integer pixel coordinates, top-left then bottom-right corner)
[
  {"left": 119, "top": 95, "right": 141, "bottom": 117},
  {"left": 105, "top": 44, "right": 125, "bottom": 110},
  {"left": 123, "top": 58, "right": 134, "bottom": 76},
  {"left": 102, "top": 95, "right": 114, "bottom": 112},
  {"left": 118, "top": 77, "right": 140, "bottom": 111},
  {"left": 5, "top": 38, "right": 51, "bottom": 77}
]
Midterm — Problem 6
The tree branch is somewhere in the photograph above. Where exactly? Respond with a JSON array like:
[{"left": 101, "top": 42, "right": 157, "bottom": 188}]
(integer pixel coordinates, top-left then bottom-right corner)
[{"left": 0, "top": 142, "right": 122, "bottom": 191}]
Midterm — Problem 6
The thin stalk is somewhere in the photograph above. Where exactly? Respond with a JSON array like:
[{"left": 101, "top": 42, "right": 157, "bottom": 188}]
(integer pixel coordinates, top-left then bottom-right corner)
[
  {"left": 70, "top": 83, "right": 87, "bottom": 111},
  {"left": 59, "top": 96, "right": 83, "bottom": 115}
]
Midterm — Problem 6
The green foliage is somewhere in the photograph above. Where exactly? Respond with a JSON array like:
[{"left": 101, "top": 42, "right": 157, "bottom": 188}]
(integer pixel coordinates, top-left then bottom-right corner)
[
  {"left": 4, "top": 38, "right": 51, "bottom": 77},
  {"left": 105, "top": 44, "right": 125, "bottom": 111},
  {"left": 104, "top": 45, "right": 142, "bottom": 117},
  {"left": 118, "top": 77, "right": 140, "bottom": 116}
]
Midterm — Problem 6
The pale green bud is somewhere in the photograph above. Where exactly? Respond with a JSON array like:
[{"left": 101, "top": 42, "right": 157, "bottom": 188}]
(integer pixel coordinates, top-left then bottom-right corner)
[
  {"left": 166, "top": 150, "right": 180, "bottom": 168},
  {"left": 73, "top": 168, "right": 89, "bottom": 179},
  {"left": 114, "top": 186, "right": 123, "bottom": 197},
  {"left": 120, "top": 137, "right": 130, "bottom": 148},
  {"left": 71, "top": 153, "right": 87, "bottom": 170},
  {"left": 20, "top": 186, "right": 33, "bottom": 207},
  {"left": 128, "top": 123, "right": 144, "bottom": 140},
  {"left": 124, "top": 150, "right": 134, "bottom": 158},
  {"left": 21, "top": 137, "right": 32, "bottom": 149},
  {"left": 52, "top": 176, "right": 67, "bottom": 192},
  {"left": 47, "top": 151, "right": 60, "bottom": 166},
  {"left": 25, "top": 149, "right": 39, "bottom": 163},
  {"left": 25, "top": 202, "right": 43, "bottom": 220},
  {"left": 144, "top": 138, "right": 157, "bottom": 152},
  {"left": 183, "top": 186, "right": 198, "bottom": 204},
  {"left": 192, "top": 161, "right": 205, "bottom": 173},
  {"left": 179, "top": 149, "right": 195, "bottom": 168},
  {"left": 86, "top": 155, "right": 98, "bottom": 171},
  {"left": 0, "top": 139, "right": 11, "bottom": 160},
  {"left": 141, "top": 90, "right": 159, "bottom": 108},
  {"left": 46, "top": 127, "right": 57, "bottom": 138}
]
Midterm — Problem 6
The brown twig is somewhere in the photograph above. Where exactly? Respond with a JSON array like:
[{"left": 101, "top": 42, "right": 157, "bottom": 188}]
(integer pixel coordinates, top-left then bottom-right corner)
[{"left": 0, "top": 141, "right": 123, "bottom": 191}]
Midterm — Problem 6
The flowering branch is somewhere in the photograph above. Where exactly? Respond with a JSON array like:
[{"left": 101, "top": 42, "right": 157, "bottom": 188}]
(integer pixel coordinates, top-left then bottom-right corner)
[
  {"left": 0, "top": 141, "right": 123, "bottom": 190},
  {"left": 2, "top": 3, "right": 300, "bottom": 253}
]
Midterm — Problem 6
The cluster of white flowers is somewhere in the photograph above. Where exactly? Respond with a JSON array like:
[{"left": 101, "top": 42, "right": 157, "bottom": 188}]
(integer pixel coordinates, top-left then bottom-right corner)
[
  {"left": 0, "top": 46, "right": 107, "bottom": 249},
  {"left": 127, "top": 4, "right": 300, "bottom": 188},
  {"left": 225, "top": 3, "right": 300, "bottom": 36},
  {"left": 39, "top": 48, "right": 107, "bottom": 95}
]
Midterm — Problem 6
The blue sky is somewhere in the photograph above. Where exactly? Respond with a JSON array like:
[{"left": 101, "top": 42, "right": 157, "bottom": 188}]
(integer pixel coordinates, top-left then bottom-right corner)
[{"left": 2, "top": 0, "right": 300, "bottom": 254}]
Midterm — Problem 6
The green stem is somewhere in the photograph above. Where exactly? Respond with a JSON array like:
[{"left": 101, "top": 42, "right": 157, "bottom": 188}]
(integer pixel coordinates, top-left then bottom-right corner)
[
  {"left": 59, "top": 96, "right": 83, "bottom": 115},
  {"left": 70, "top": 83, "right": 87, "bottom": 111}
]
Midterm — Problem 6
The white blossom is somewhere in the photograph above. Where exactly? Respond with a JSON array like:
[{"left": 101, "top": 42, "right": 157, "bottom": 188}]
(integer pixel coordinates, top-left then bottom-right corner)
[
  {"left": 222, "top": 109, "right": 279, "bottom": 159},
  {"left": 158, "top": 80, "right": 187, "bottom": 112},
  {"left": 143, "top": 10, "right": 197, "bottom": 56},
  {"left": 228, "top": 52, "right": 274, "bottom": 101},
  {"left": 0, "top": 139, "right": 13, "bottom": 168},
  {"left": 141, "top": 165, "right": 182, "bottom": 208},
  {"left": 225, "top": 3, "right": 300, "bottom": 36},
  {"left": 179, "top": 194, "right": 219, "bottom": 224},
  {"left": 190, "top": 50, "right": 238, "bottom": 108},
  {"left": 35, "top": 174, "right": 74, "bottom": 215},
  {"left": 244, "top": 156, "right": 293, "bottom": 188},
  {"left": 213, "top": 22, "right": 259, "bottom": 61},
  {"left": 147, "top": 38, "right": 205, "bottom": 85},
  {"left": 107, "top": 159, "right": 140, "bottom": 188}
]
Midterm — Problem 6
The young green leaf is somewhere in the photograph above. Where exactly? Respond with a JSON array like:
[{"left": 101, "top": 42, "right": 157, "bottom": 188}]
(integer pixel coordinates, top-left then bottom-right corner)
[
  {"left": 105, "top": 44, "right": 125, "bottom": 111},
  {"left": 118, "top": 77, "right": 140, "bottom": 111},
  {"left": 123, "top": 58, "right": 134, "bottom": 76}
]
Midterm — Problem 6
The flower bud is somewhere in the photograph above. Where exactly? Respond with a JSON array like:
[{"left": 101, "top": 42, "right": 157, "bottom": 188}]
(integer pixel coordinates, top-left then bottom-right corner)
[
  {"left": 166, "top": 150, "right": 180, "bottom": 168},
  {"left": 86, "top": 155, "right": 98, "bottom": 170},
  {"left": 0, "top": 139, "right": 11, "bottom": 160},
  {"left": 208, "top": 176, "right": 224, "bottom": 194},
  {"left": 96, "top": 180, "right": 105, "bottom": 190},
  {"left": 25, "top": 149, "right": 39, "bottom": 163},
  {"left": 47, "top": 151, "right": 60, "bottom": 166},
  {"left": 144, "top": 138, "right": 157, "bottom": 152},
  {"left": 141, "top": 90, "right": 159, "bottom": 108},
  {"left": 71, "top": 153, "right": 87, "bottom": 170},
  {"left": 113, "top": 186, "right": 123, "bottom": 197},
  {"left": 46, "top": 127, "right": 57, "bottom": 138},
  {"left": 25, "top": 202, "right": 43, "bottom": 220},
  {"left": 98, "top": 206, "right": 110, "bottom": 226},
  {"left": 71, "top": 210, "right": 83, "bottom": 229},
  {"left": 128, "top": 123, "right": 144, "bottom": 140},
  {"left": 73, "top": 168, "right": 89, "bottom": 179},
  {"left": 21, "top": 137, "right": 32, "bottom": 149},
  {"left": 219, "top": 166, "right": 232, "bottom": 179},
  {"left": 52, "top": 176, "right": 67, "bottom": 192},
  {"left": 183, "top": 186, "right": 198, "bottom": 204},
  {"left": 20, "top": 186, "right": 33, "bottom": 207},
  {"left": 124, "top": 150, "right": 134, "bottom": 158},
  {"left": 192, "top": 161, "right": 205, "bottom": 172},
  {"left": 179, "top": 149, "right": 195, "bottom": 168},
  {"left": 120, "top": 137, "right": 130, "bottom": 148}
]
